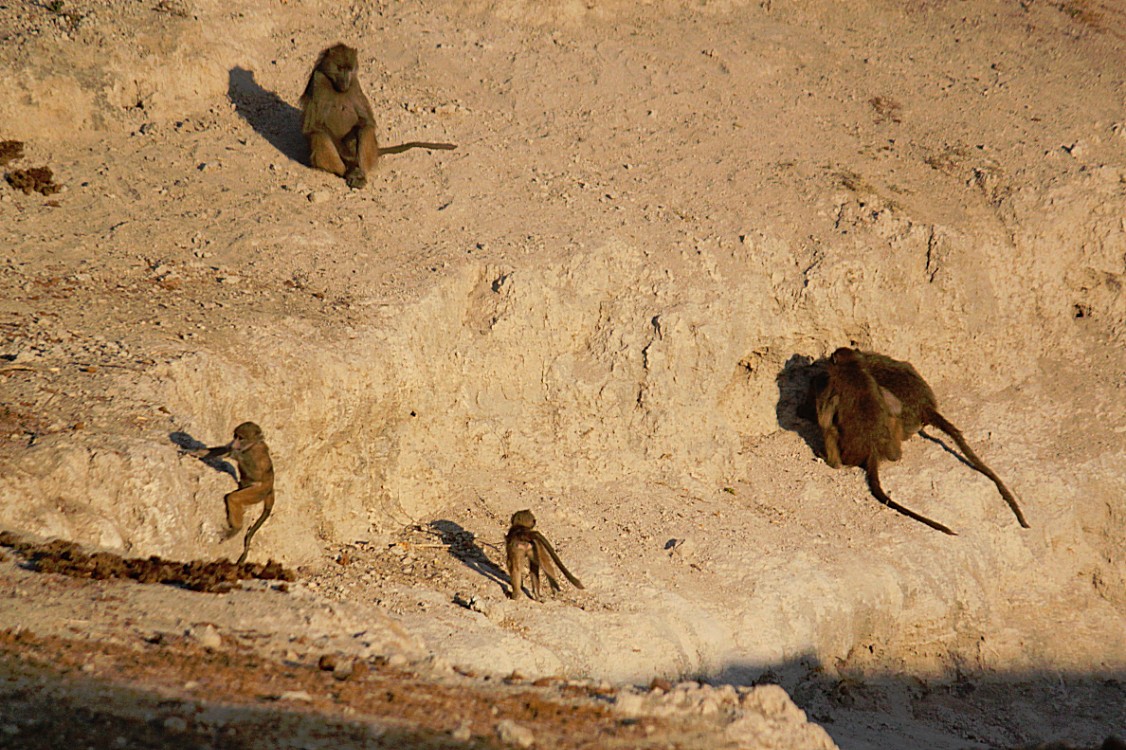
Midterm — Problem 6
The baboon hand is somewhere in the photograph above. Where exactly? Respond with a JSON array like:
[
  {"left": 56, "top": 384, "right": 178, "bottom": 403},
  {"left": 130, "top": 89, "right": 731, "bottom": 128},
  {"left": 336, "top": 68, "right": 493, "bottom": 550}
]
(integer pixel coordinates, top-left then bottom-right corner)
[{"left": 345, "top": 167, "right": 367, "bottom": 189}]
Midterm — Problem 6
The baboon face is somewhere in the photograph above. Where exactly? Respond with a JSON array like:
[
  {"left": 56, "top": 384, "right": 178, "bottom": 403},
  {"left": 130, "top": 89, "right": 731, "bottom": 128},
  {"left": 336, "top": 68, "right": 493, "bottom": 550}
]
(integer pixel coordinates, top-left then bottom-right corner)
[
  {"left": 831, "top": 347, "right": 860, "bottom": 365},
  {"left": 320, "top": 45, "right": 358, "bottom": 93},
  {"left": 510, "top": 509, "right": 536, "bottom": 529},
  {"left": 232, "top": 422, "right": 263, "bottom": 448}
]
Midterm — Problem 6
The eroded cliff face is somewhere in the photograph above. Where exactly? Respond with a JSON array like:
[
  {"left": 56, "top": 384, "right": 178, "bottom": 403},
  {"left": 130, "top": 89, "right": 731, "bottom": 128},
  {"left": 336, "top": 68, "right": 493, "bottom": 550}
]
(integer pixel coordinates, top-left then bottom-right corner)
[{"left": 1, "top": 0, "right": 1123, "bottom": 732}]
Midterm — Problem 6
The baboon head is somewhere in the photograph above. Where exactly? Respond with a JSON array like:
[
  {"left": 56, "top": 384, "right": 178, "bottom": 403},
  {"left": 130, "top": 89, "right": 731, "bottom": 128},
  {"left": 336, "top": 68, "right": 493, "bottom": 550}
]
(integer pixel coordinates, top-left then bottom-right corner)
[{"left": 318, "top": 44, "right": 358, "bottom": 93}]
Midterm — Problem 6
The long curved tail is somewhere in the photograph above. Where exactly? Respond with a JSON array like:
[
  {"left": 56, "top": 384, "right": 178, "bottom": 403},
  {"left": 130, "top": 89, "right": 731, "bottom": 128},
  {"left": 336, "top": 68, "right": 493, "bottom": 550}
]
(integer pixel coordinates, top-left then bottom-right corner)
[
  {"left": 236, "top": 505, "right": 273, "bottom": 565},
  {"left": 379, "top": 141, "right": 457, "bottom": 155},
  {"left": 926, "top": 410, "right": 1030, "bottom": 528},
  {"left": 533, "top": 533, "right": 584, "bottom": 589},
  {"left": 865, "top": 456, "right": 957, "bottom": 535}
]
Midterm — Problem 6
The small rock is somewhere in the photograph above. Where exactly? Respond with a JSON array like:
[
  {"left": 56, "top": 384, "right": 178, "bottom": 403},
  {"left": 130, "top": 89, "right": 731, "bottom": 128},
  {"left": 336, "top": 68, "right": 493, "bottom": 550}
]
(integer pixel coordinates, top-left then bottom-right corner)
[
  {"left": 451, "top": 722, "right": 472, "bottom": 742},
  {"left": 495, "top": 719, "right": 534, "bottom": 748},
  {"left": 307, "top": 190, "right": 330, "bottom": 204},
  {"left": 188, "top": 623, "right": 221, "bottom": 649},
  {"left": 162, "top": 716, "right": 187, "bottom": 733},
  {"left": 279, "top": 690, "right": 313, "bottom": 702},
  {"left": 613, "top": 691, "right": 647, "bottom": 717}
]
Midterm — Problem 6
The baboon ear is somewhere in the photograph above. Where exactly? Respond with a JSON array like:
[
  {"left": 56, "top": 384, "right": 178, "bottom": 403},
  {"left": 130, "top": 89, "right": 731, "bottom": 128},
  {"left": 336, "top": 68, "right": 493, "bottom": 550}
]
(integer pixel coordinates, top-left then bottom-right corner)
[{"left": 880, "top": 387, "right": 903, "bottom": 416}]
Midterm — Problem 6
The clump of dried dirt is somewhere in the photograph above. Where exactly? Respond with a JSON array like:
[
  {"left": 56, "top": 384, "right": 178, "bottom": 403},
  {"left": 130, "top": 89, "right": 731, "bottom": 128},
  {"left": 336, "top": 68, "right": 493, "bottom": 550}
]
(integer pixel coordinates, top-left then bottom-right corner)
[
  {"left": 5, "top": 165, "right": 60, "bottom": 195},
  {"left": 0, "top": 531, "right": 294, "bottom": 593},
  {"left": 0, "top": 140, "right": 23, "bottom": 167}
]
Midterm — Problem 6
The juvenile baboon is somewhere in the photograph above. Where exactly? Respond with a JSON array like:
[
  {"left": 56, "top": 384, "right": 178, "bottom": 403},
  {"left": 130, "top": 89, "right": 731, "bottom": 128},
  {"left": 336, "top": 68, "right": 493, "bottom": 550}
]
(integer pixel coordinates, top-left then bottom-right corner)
[
  {"left": 300, "top": 43, "right": 456, "bottom": 189},
  {"left": 816, "top": 348, "right": 956, "bottom": 535},
  {"left": 505, "top": 509, "right": 584, "bottom": 601},
  {"left": 856, "top": 351, "right": 1029, "bottom": 528},
  {"left": 193, "top": 421, "right": 275, "bottom": 563}
]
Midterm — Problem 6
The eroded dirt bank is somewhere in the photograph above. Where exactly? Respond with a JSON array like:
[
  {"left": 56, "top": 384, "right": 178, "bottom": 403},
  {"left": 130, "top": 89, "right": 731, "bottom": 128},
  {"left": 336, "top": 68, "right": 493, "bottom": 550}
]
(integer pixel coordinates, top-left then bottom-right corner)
[{"left": 1, "top": 0, "right": 1124, "bottom": 748}]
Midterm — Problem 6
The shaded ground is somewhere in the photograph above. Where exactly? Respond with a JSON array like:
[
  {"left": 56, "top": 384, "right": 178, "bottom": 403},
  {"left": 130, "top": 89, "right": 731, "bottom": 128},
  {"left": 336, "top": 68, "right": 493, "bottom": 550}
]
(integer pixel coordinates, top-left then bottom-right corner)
[{"left": 0, "top": 531, "right": 293, "bottom": 593}]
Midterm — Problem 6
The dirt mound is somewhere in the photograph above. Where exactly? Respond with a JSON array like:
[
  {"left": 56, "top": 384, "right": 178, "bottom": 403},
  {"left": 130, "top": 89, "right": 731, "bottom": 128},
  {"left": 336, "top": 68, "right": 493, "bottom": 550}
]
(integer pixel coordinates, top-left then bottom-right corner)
[
  {"left": 5, "top": 166, "right": 61, "bottom": 196},
  {"left": 0, "top": 531, "right": 293, "bottom": 593}
]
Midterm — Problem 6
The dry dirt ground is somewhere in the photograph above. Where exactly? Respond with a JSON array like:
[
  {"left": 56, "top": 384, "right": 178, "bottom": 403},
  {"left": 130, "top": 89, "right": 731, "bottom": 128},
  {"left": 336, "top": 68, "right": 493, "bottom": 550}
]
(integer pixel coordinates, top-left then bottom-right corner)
[{"left": 1, "top": 0, "right": 1125, "bottom": 748}]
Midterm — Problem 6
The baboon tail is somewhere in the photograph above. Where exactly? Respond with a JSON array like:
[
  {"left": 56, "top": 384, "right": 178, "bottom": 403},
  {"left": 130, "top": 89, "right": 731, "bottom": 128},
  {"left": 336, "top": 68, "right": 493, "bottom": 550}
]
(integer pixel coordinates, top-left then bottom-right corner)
[
  {"left": 236, "top": 505, "right": 273, "bottom": 565},
  {"left": 865, "top": 456, "right": 957, "bottom": 536},
  {"left": 379, "top": 141, "right": 457, "bottom": 155},
  {"left": 926, "top": 410, "right": 1030, "bottom": 528},
  {"left": 534, "top": 533, "right": 585, "bottom": 590}
]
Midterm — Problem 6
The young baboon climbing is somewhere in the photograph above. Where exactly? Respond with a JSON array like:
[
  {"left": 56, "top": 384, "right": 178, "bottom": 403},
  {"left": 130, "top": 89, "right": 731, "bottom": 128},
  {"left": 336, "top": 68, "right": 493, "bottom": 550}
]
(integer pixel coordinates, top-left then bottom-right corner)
[
  {"left": 816, "top": 347, "right": 956, "bottom": 535},
  {"left": 192, "top": 421, "right": 275, "bottom": 563},
  {"left": 505, "top": 509, "right": 584, "bottom": 601},
  {"left": 300, "top": 43, "right": 456, "bottom": 189},
  {"left": 856, "top": 351, "right": 1029, "bottom": 528}
]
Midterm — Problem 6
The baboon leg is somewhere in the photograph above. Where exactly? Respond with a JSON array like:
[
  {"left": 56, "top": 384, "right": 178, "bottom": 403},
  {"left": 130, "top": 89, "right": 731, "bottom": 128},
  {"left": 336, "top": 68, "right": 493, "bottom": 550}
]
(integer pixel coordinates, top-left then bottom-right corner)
[
  {"left": 507, "top": 546, "right": 525, "bottom": 599},
  {"left": 224, "top": 484, "right": 268, "bottom": 535},
  {"left": 880, "top": 387, "right": 905, "bottom": 462},
  {"left": 236, "top": 495, "right": 273, "bottom": 565},
  {"left": 529, "top": 554, "right": 543, "bottom": 602},
  {"left": 928, "top": 411, "right": 1029, "bottom": 528},
  {"left": 865, "top": 456, "right": 956, "bottom": 536},
  {"left": 308, "top": 131, "right": 347, "bottom": 177}
]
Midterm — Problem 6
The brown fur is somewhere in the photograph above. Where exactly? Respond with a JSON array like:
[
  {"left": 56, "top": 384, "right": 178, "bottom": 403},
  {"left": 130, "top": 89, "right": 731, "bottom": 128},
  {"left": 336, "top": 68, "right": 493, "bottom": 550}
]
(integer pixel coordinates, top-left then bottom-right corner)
[
  {"left": 300, "top": 44, "right": 456, "bottom": 189},
  {"left": 505, "top": 509, "right": 584, "bottom": 601},
  {"left": 194, "top": 421, "right": 275, "bottom": 563},
  {"left": 816, "top": 348, "right": 955, "bottom": 535},
  {"left": 856, "top": 351, "right": 1029, "bottom": 528}
]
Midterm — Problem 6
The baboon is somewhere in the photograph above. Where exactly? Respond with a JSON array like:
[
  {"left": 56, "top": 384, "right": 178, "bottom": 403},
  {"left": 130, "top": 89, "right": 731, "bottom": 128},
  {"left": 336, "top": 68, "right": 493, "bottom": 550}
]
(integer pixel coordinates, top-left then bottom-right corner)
[
  {"left": 505, "top": 509, "right": 584, "bottom": 601},
  {"left": 193, "top": 421, "right": 275, "bottom": 564},
  {"left": 816, "top": 347, "right": 956, "bottom": 535},
  {"left": 856, "top": 351, "right": 1029, "bottom": 528},
  {"left": 300, "top": 43, "right": 456, "bottom": 189}
]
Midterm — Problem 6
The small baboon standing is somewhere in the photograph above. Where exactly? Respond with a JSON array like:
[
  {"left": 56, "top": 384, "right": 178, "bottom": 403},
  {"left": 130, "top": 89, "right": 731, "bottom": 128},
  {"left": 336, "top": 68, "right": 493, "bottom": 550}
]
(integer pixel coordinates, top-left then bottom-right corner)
[
  {"left": 193, "top": 421, "right": 275, "bottom": 563},
  {"left": 505, "top": 509, "right": 584, "bottom": 601},
  {"left": 816, "top": 347, "right": 956, "bottom": 535},
  {"left": 856, "top": 351, "right": 1029, "bottom": 528},
  {"left": 300, "top": 43, "right": 456, "bottom": 189}
]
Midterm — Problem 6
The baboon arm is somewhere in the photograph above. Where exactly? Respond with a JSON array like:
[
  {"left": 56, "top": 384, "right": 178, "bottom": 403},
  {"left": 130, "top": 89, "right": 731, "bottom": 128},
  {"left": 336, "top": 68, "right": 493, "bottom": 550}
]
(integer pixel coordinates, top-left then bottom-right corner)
[
  {"left": 194, "top": 443, "right": 232, "bottom": 460},
  {"left": 864, "top": 456, "right": 956, "bottom": 536},
  {"left": 353, "top": 123, "right": 379, "bottom": 175},
  {"left": 817, "top": 392, "right": 839, "bottom": 433}
]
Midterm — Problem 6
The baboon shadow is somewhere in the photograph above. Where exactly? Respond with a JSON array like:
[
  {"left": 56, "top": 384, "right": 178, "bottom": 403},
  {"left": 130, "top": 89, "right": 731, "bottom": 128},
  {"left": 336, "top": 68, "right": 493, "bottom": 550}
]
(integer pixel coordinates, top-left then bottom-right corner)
[
  {"left": 775, "top": 353, "right": 827, "bottom": 458},
  {"left": 920, "top": 430, "right": 977, "bottom": 470},
  {"left": 168, "top": 431, "right": 237, "bottom": 481},
  {"left": 227, "top": 67, "right": 306, "bottom": 164},
  {"left": 429, "top": 520, "right": 509, "bottom": 592}
]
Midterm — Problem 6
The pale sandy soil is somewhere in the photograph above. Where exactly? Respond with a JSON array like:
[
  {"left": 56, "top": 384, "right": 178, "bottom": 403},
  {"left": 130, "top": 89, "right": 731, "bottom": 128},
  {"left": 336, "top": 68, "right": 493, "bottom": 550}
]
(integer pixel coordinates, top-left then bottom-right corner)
[{"left": 1, "top": 1, "right": 1124, "bottom": 748}]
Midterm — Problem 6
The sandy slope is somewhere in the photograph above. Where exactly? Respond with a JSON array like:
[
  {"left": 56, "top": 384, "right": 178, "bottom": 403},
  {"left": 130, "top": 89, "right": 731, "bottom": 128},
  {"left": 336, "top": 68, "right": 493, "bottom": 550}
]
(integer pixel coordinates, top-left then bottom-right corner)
[{"left": 1, "top": 1, "right": 1124, "bottom": 748}]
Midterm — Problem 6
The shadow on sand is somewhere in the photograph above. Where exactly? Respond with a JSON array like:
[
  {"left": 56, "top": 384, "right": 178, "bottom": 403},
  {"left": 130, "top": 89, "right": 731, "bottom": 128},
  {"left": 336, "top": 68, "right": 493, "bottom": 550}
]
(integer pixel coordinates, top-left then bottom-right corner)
[{"left": 227, "top": 67, "right": 306, "bottom": 164}]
